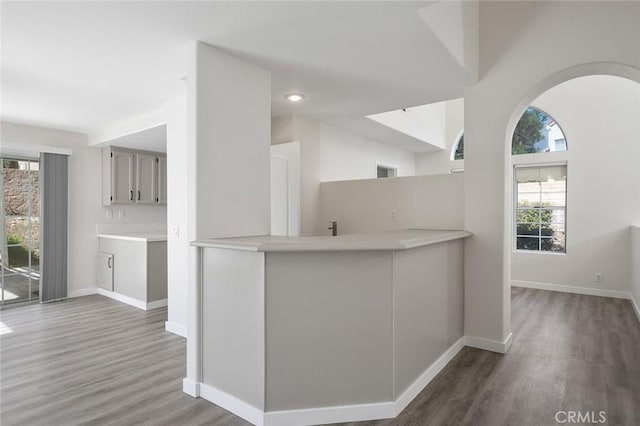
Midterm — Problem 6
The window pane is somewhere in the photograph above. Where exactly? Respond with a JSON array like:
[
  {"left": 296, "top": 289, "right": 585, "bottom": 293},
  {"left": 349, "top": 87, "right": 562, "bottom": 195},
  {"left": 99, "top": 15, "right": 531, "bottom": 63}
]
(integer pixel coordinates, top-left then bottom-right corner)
[
  {"left": 551, "top": 232, "right": 566, "bottom": 253},
  {"left": 517, "top": 237, "right": 540, "bottom": 251},
  {"left": 512, "top": 107, "right": 567, "bottom": 155},
  {"left": 515, "top": 164, "right": 567, "bottom": 253},
  {"left": 517, "top": 223, "right": 540, "bottom": 236},
  {"left": 516, "top": 209, "right": 539, "bottom": 223},
  {"left": 549, "top": 210, "right": 565, "bottom": 224}
]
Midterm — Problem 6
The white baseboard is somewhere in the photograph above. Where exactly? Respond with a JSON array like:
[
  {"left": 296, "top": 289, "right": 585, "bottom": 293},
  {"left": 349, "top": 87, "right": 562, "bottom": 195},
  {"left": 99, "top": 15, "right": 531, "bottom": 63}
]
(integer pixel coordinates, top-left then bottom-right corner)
[
  {"left": 200, "top": 383, "right": 264, "bottom": 426},
  {"left": 512, "top": 280, "right": 631, "bottom": 300},
  {"left": 193, "top": 337, "right": 465, "bottom": 426},
  {"left": 97, "top": 288, "right": 166, "bottom": 311},
  {"left": 68, "top": 288, "right": 98, "bottom": 298},
  {"left": 165, "top": 321, "right": 187, "bottom": 337},
  {"left": 465, "top": 333, "right": 512, "bottom": 354},
  {"left": 146, "top": 299, "right": 168, "bottom": 310},
  {"left": 182, "top": 378, "right": 200, "bottom": 397},
  {"left": 264, "top": 401, "right": 395, "bottom": 426},
  {"left": 392, "top": 336, "right": 465, "bottom": 416}
]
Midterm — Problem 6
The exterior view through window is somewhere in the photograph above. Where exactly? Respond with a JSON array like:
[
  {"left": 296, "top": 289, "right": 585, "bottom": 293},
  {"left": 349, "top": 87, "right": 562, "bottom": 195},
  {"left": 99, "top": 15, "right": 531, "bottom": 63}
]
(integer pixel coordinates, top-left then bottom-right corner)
[
  {"left": 515, "top": 165, "right": 567, "bottom": 253},
  {"left": 452, "top": 106, "right": 567, "bottom": 160},
  {"left": 1, "top": 158, "right": 41, "bottom": 305}
]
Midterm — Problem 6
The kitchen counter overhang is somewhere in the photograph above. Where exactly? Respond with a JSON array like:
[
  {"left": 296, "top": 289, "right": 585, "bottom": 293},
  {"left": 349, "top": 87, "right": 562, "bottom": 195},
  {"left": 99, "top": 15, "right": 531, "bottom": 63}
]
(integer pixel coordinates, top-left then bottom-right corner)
[{"left": 191, "top": 229, "right": 471, "bottom": 252}]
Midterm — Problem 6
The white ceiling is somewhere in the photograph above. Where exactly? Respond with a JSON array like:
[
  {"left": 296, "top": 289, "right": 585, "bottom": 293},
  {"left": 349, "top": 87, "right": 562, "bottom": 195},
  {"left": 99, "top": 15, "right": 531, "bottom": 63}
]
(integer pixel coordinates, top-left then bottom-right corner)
[{"left": 1, "top": 1, "right": 465, "bottom": 150}]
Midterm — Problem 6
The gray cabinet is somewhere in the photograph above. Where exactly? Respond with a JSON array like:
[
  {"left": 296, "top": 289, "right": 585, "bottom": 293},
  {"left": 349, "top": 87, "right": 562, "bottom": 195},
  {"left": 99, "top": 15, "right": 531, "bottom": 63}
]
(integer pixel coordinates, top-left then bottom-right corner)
[
  {"left": 97, "top": 252, "right": 114, "bottom": 291},
  {"left": 136, "top": 153, "right": 157, "bottom": 204},
  {"left": 102, "top": 147, "right": 167, "bottom": 206},
  {"left": 111, "top": 150, "right": 135, "bottom": 203},
  {"left": 98, "top": 237, "right": 167, "bottom": 306},
  {"left": 156, "top": 155, "right": 167, "bottom": 204}
]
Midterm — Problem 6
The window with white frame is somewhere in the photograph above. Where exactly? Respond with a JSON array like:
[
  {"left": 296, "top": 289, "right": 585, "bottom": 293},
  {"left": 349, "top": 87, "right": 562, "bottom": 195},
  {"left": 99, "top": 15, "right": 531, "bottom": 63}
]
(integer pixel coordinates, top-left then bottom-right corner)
[{"left": 515, "top": 165, "right": 567, "bottom": 253}]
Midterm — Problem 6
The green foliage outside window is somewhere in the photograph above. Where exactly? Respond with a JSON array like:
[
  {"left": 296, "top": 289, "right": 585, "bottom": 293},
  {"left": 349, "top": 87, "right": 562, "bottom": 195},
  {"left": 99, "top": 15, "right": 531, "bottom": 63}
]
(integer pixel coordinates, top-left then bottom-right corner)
[{"left": 516, "top": 201, "right": 554, "bottom": 251}]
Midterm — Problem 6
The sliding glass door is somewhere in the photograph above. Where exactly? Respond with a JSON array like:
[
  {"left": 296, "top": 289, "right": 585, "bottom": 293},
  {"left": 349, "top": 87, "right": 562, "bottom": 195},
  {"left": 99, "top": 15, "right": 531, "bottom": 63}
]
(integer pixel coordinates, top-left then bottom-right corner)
[{"left": 0, "top": 158, "right": 40, "bottom": 306}]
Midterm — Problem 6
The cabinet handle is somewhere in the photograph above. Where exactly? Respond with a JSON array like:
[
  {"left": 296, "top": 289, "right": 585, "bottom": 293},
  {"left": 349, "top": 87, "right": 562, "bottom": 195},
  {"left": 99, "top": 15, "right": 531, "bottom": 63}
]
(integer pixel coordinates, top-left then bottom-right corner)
[
  {"left": 108, "top": 258, "right": 112, "bottom": 268},
  {"left": 137, "top": 191, "right": 141, "bottom": 201},
  {"left": 130, "top": 190, "right": 133, "bottom": 201}
]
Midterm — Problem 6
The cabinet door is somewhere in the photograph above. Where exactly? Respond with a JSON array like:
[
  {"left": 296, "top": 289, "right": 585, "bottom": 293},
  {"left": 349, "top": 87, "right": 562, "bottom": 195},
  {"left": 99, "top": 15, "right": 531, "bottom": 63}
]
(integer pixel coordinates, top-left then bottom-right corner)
[
  {"left": 136, "top": 153, "right": 157, "bottom": 204},
  {"left": 97, "top": 252, "right": 114, "bottom": 291},
  {"left": 156, "top": 156, "right": 167, "bottom": 204},
  {"left": 111, "top": 150, "right": 135, "bottom": 203}
]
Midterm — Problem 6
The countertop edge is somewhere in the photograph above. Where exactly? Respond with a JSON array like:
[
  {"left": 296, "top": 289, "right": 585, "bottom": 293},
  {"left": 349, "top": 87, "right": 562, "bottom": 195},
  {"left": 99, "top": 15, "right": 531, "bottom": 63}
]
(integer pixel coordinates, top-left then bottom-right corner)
[
  {"left": 97, "top": 233, "right": 168, "bottom": 242},
  {"left": 191, "top": 230, "right": 472, "bottom": 252}
]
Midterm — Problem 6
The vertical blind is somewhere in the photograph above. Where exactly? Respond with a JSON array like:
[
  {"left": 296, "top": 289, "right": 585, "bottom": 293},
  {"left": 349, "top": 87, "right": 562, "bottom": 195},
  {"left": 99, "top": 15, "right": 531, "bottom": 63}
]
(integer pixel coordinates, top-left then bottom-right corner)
[{"left": 40, "top": 153, "right": 68, "bottom": 303}]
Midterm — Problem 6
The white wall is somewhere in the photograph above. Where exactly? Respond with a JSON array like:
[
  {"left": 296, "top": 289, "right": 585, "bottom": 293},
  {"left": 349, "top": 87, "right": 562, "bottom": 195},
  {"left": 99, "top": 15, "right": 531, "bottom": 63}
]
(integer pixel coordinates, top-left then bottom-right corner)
[
  {"left": 463, "top": 0, "right": 640, "bottom": 347},
  {"left": 321, "top": 174, "right": 464, "bottom": 235},
  {"left": 185, "top": 42, "right": 271, "bottom": 385},
  {"left": 0, "top": 121, "right": 167, "bottom": 298},
  {"left": 512, "top": 75, "right": 640, "bottom": 294},
  {"left": 165, "top": 95, "right": 188, "bottom": 336},
  {"left": 415, "top": 98, "right": 464, "bottom": 175},
  {"left": 367, "top": 101, "right": 446, "bottom": 149},
  {"left": 272, "top": 114, "right": 416, "bottom": 235}
]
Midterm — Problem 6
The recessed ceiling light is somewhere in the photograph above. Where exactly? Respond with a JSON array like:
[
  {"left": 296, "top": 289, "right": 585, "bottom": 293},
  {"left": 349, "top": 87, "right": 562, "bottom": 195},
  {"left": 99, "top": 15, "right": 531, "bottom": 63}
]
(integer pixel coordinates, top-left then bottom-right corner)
[{"left": 285, "top": 93, "right": 305, "bottom": 102}]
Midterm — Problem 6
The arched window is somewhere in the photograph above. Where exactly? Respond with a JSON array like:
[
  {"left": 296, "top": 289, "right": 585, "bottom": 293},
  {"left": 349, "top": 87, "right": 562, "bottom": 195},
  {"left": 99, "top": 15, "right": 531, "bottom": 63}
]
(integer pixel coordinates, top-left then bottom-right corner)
[
  {"left": 451, "top": 133, "right": 464, "bottom": 160},
  {"left": 512, "top": 107, "right": 567, "bottom": 155},
  {"left": 450, "top": 107, "right": 566, "bottom": 160}
]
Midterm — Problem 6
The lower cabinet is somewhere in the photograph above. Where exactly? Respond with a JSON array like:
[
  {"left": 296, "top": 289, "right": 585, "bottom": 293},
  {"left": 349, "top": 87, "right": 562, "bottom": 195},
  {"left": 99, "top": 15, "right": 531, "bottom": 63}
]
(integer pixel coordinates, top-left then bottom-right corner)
[
  {"left": 97, "top": 238, "right": 167, "bottom": 310},
  {"left": 97, "top": 252, "right": 114, "bottom": 291}
]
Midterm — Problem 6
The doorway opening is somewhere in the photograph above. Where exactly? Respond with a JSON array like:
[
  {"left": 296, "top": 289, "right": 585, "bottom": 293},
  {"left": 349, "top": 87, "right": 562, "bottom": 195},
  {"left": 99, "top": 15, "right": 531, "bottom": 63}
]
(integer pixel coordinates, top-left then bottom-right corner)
[{"left": 0, "top": 158, "right": 40, "bottom": 306}]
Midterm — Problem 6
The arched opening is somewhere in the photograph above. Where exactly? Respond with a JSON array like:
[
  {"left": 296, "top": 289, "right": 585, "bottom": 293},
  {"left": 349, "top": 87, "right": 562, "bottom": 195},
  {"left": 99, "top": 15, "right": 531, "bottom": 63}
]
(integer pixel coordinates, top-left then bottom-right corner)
[{"left": 504, "top": 63, "right": 640, "bottom": 340}]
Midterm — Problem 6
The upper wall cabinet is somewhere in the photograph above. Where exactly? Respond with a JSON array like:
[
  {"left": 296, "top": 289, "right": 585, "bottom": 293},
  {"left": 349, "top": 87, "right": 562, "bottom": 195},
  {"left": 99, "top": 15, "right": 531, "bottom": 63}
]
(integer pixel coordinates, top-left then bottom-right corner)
[
  {"left": 156, "top": 156, "right": 168, "bottom": 204},
  {"left": 103, "top": 147, "right": 167, "bottom": 206}
]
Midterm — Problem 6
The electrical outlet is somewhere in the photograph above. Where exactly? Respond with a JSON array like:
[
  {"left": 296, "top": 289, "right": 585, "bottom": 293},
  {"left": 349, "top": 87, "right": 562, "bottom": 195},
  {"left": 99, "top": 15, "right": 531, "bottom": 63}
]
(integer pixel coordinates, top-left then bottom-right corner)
[
  {"left": 391, "top": 209, "right": 397, "bottom": 221},
  {"left": 170, "top": 225, "right": 180, "bottom": 238},
  {"left": 595, "top": 273, "right": 604, "bottom": 283}
]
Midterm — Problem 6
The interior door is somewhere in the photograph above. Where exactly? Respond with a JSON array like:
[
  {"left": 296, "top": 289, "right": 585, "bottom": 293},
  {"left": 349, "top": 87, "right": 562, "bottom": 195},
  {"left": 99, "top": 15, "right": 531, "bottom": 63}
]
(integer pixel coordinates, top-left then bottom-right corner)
[
  {"left": 135, "top": 153, "right": 156, "bottom": 204},
  {"left": 270, "top": 155, "right": 289, "bottom": 236},
  {"left": 270, "top": 142, "right": 300, "bottom": 236}
]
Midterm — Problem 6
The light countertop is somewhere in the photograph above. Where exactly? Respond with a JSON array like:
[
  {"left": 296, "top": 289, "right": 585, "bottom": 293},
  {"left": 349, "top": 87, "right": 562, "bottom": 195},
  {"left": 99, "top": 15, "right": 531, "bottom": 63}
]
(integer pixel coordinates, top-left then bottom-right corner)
[
  {"left": 191, "top": 229, "right": 471, "bottom": 252},
  {"left": 97, "top": 232, "right": 167, "bottom": 242}
]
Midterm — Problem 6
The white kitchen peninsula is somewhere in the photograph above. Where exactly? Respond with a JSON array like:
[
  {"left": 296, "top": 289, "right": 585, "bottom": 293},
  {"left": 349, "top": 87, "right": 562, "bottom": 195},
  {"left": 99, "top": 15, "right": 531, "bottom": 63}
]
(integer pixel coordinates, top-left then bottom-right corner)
[{"left": 188, "top": 229, "right": 471, "bottom": 426}]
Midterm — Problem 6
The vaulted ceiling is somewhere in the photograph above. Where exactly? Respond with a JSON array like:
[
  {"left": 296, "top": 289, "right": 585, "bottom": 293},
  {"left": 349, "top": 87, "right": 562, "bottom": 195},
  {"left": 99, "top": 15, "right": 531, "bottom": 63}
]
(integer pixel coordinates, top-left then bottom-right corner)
[{"left": 1, "top": 1, "right": 466, "bottom": 148}]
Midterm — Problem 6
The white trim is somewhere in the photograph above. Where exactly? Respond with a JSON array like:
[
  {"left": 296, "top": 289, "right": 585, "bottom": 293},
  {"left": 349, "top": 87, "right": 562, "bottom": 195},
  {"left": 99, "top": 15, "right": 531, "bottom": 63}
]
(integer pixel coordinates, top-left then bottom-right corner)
[
  {"left": 512, "top": 280, "right": 632, "bottom": 300},
  {"left": 68, "top": 288, "right": 98, "bottom": 298},
  {"left": 0, "top": 142, "right": 72, "bottom": 157},
  {"left": 200, "top": 383, "right": 264, "bottom": 426},
  {"left": 264, "top": 402, "right": 395, "bottom": 426},
  {"left": 182, "top": 378, "right": 200, "bottom": 397},
  {"left": 465, "top": 333, "right": 513, "bottom": 354},
  {"left": 97, "top": 288, "right": 166, "bottom": 310},
  {"left": 392, "top": 336, "right": 466, "bottom": 415},
  {"left": 146, "top": 299, "right": 168, "bottom": 310},
  {"left": 629, "top": 294, "right": 640, "bottom": 324},
  {"left": 191, "top": 337, "right": 465, "bottom": 426},
  {"left": 165, "top": 321, "right": 187, "bottom": 337}
]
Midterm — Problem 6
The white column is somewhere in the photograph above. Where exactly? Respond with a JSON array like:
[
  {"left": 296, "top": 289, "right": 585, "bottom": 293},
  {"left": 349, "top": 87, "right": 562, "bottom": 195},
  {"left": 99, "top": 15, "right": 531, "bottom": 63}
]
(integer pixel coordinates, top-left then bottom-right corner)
[{"left": 184, "top": 41, "right": 271, "bottom": 395}]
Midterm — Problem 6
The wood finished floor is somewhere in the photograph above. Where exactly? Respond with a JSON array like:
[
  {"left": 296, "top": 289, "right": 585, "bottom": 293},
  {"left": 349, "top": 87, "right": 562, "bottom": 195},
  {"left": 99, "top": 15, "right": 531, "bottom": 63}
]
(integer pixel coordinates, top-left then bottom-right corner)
[{"left": 1, "top": 288, "right": 639, "bottom": 426}]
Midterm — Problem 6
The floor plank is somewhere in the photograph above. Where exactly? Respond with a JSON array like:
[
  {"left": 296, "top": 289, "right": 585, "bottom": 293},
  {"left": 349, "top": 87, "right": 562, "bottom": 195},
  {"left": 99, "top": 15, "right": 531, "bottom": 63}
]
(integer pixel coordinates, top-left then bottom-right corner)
[{"left": 1, "top": 288, "right": 639, "bottom": 425}]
